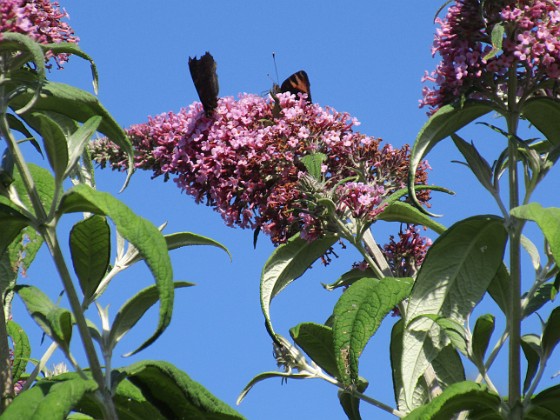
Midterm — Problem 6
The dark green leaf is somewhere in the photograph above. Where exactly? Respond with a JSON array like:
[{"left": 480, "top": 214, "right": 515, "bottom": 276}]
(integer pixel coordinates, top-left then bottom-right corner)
[
  {"left": 13, "top": 164, "right": 55, "bottom": 220},
  {"left": 523, "top": 283, "right": 554, "bottom": 319},
  {"left": 471, "top": 314, "right": 495, "bottom": 365},
  {"left": 290, "top": 322, "right": 339, "bottom": 378},
  {"left": 511, "top": 204, "right": 560, "bottom": 268},
  {"left": 323, "top": 267, "right": 378, "bottom": 291},
  {"left": 405, "top": 382, "right": 501, "bottom": 420},
  {"left": 520, "top": 334, "right": 541, "bottom": 395},
  {"left": 451, "top": 133, "right": 495, "bottom": 194},
  {"left": 338, "top": 379, "right": 368, "bottom": 420},
  {"left": 11, "top": 79, "right": 133, "bottom": 183},
  {"left": 121, "top": 361, "right": 246, "bottom": 419},
  {"left": 402, "top": 216, "right": 507, "bottom": 406},
  {"left": 58, "top": 184, "right": 173, "bottom": 355},
  {"left": 431, "top": 345, "right": 465, "bottom": 390},
  {"left": 526, "top": 384, "right": 560, "bottom": 419},
  {"left": 1, "top": 377, "right": 97, "bottom": 420},
  {"left": 164, "top": 232, "right": 230, "bottom": 259},
  {"left": 65, "top": 116, "right": 102, "bottom": 178},
  {"left": 15, "top": 285, "right": 73, "bottom": 350},
  {"left": 542, "top": 306, "right": 560, "bottom": 358},
  {"left": 408, "top": 101, "right": 494, "bottom": 213},
  {"left": 70, "top": 215, "right": 110, "bottom": 300},
  {"left": 109, "top": 282, "right": 193, "bottom": 355},
  {"left": 377, "top": 201, "right": 446, "bottom": 234},
  {"left": 27, "top": 112, "right": 68, "bottom": 182},
  {"left": 6, "top": 320, "right": 30, "bottom": 383},
  {"left": 333, "top": 277, "right": 413, "bottom": 386},
  {"left": 260, "top": 233, "right": 337, "bottom": 337},
  {"left": 522, "top": 98, "right": 560, "bottom": 147},
  {"left": 487, "top": 263, "right": 511, "bottom": 317}
]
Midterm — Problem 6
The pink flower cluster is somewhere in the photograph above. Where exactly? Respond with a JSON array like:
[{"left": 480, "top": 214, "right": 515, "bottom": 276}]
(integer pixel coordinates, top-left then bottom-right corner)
[
  {"left": 0, "top": 0, "right": 79, "bottom": 68},
  {"left": 91, "top": 93, "right": 430, "bottom": 244},
  {"left": 420, "top": 0, "right": 560, "bottom": 112},
  {"left": 383, "top": 225, "right": 432, "bottom": 277}
]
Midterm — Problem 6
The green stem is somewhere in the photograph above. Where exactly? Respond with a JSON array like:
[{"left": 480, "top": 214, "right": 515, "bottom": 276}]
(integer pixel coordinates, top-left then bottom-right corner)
[
  {"left": 0, "top": 305, "right": 13, "bottom": 414},
  {"left": 506, "top": 105, "right": 522, "bottom": 416}
]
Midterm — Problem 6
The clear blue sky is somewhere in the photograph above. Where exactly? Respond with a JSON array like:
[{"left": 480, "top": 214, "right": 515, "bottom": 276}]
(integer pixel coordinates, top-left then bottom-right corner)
[{"left": 13, "top": 1, "right": 560, "bottom": 419}]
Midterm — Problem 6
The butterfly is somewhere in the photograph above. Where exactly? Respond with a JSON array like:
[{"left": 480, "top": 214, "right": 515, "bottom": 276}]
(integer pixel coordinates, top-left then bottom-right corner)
[
  {"left": 278, "top": 70, "right": 312, "bottom": 103},
  {"left": 188, "top": 52, "right": 219, "bottom": 116}
]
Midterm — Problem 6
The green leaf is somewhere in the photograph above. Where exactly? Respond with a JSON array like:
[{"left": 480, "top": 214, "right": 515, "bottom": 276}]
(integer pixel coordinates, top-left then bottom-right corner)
[
  {"left": 402, "top": 215, "right": 507, "bottom": 406},
  {"left": 333, "top": 277, "right": 413, "bottom": 386},
  {"left": 15, "top": 285, "right": 73, "bottom": 351},
  {"left": 164, "top": 232, "right": 230, "bottom": 259},
  {"left": 471, "top": 314, "right": 495, "bottom": 366},
  {"left": 487, "top": 263, "right": 511, "bottom": 317},
  {"left": 511, "top": 203, "right": 560, "bottom": 267},
  {"left": 527, "top": 384, "right": 560, "bottom": 419},
  {"left": 237, "top": 370, "right": 310, "bottom": 405},
  {"left": 13, "top": 164, "right": 55, "bottom": 219},
  {"left": 376, "top": 201, "right": 446, "bottom": 234},
  {"left": 65, "top": 115, "right": 102, "bottom": 178},
  {"left": 1, "top": 33, "right": 46, "bottom": 113},
  {"left": 0, "top": 206, "right": 30, "bottom": 259},
  {"left": 430, "top": 344, "right": 465, "bottom": 391},
  {"left": 522, "top": 98, "right": 560, "bottom": 147},
  {"left": 11, "top": 79, "right": 134, "bottom": 183},
  {"left": 338, "top": 378, "right": 368, "bottom": 420},
  {"left": 6, "top": 320, "right": 30, "bottom": 383},
  {"left": 323, "top": 267, "right": 378, "bottom": 291},
  {"left": 1, "top": 377, "right": 98, "bottom": 420},
  {"left": 520, "top": 334, "right": 541, "bottom": 395},
  {"left": 290, "top": 322, "right": 339, "bottom": 378},
  {"left": 57, "top": 184, "right": 173, "bottom": 355},
  {"left": 404, "top": 382, "right": 501, "bottom": 420},
  {"left": 70, "top": 215, "right": 110, "bottom": 300},
  {"left": 109, "top": 282, "right": 193, "bottom": 355},
  {"left": 27, "top": 112, "right": 69, "bottom": 183},
  {"left": 411, "top": 315, "right": 468, "bottom": 356},
  {"left": 408, "top": 101, "right": 494, "bottom": 213},
  {"left": 300, "top": 153, "right": 327, "bottom": 179},
  {"left": 451, "top": 133, "right": 495, "bottom": 195},
  {"left": 521, "top": 234, "right": 541, "bottom": 272},
  {"left": 542, "top": 306, "right": 560, "bottom": 358},
  {"left": 523, "top": 283, "right": 554, "bottom": 319},
  {"left": 260, "top": 233, "right": 337, "bottom": 337},
  {"left": 121, "top": 360, "right": 246, "bottom": 419},
  {"left": 483, "top": 23, "right": 504, "bottom": 61}
]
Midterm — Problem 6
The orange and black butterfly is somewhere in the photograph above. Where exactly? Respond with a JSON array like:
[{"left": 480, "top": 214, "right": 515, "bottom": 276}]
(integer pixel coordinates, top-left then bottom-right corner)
[
  {"left": 188, "top": 52, "right": 219, "bottom": 116},
  {"left": 274, "top": 70, "right": 312, "bottom": 103},
  {"left": 279, "top": 70, "right": 312, "bottom": 103}
]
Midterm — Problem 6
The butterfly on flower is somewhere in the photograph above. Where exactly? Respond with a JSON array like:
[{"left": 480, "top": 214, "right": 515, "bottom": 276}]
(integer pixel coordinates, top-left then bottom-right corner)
[
  {"left": 188, "top": 52, "right": 219, "bottom": 116},
  {"left": 273, "top": 70, "right": 312, "bottom": 103}
]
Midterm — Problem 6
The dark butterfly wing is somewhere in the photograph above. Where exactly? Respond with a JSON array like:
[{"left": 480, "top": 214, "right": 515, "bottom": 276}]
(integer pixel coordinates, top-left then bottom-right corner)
[
  {"left": 280, "top": 70, "right": 312, "bottom": 103},
  {"left": 188, "top": 52, "right": 219, "bottom": 116}
]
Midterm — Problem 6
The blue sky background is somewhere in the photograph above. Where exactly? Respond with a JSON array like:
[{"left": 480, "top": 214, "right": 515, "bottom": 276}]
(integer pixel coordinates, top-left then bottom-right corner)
[{"left": 10, "top": 1, "right": 560, "bottom": 419}]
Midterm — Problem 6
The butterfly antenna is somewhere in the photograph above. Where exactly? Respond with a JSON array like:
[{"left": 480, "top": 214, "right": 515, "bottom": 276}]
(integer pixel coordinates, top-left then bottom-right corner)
[{"left": 272, "top": 52, "right": 280, "bottom": 84}]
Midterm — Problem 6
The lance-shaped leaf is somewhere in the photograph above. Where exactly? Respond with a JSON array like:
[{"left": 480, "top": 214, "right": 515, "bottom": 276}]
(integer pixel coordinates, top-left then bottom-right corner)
[
  {"left": 522, "top": 283, "right": 554, "bottom": 319},
  {"left": 323, "top": 266, "right": 378, "bottom": 291},
  {"left": 402, "top": 216, "right": 507, "bottom": 407},
  {"left": 405, "top": 381, "right": 501, "bottom": 420},
  {"left": 58, "top": 184, "right": 173, "bottom": 355},
  {"left": 27, "top": 112, "right": 68, "bottom": 183},
  {"left": 12, "top": 163, "right": 55, "bottom": 219},
  {"left": 121, "top": 361, "right": 246, "bottom": 419},
  {"left": 300, "top": 153, "right": 327, "bottom": 180},
  {"left": 338, "top": 378, "right": 369, "bottom": 420},
  {"left": 541, "top": 306, "right": 560, "bottom": 359},
  {"left": 511, "top": 203, "right": 560, "bottom": 267},
  {"left": 376, "top": 201, "right": 446, "bottom": 234},
  {"left": 408, "top": 101, "right": 494, "bottom": 213},
  {"left": 290, "top": 322, "right": 339, "bottom": 378},
  {"left": 15, "top": 285, "right": 73, "bottom": 351},
  {"left": 451, "top": 133, "right": 496, "bottom": 195},
  {"left": 109, "top": 282, "right": 193, "bottom": 355},
  {"left": 521, "top": 334, "right": 541, "bottom": 394},
  {"left": 333, "top": 276, "right": 413, "bottom": 386},
  {"left": 0, "top": 204, "right": 30, "bottom": 258},
  {"left": 11, "top": 78, "right": 133, "bottom": 183},
  {"left": 487, "top": 263, "right": 511, "bottom": 317},
  {"left": 70, "top": 215, "right": 110, "bottom": 300},
  {"left": 410, "top": 314, "right": 468, "bottom": 356},
  {"left": 522, "top": 97, "right": 560, "bottom": 147},
  {"left": 471, "top": 314, "right": 495, "bottom": 366},
  {"left": 164, "top": 232, "right": 230, "bottom": 258},
  {"left": 260, "top": 233, "right": 337, "bottom": 337},
  {"left": 1, "top": 377, "right": 98, "bottom": 420},
  {"left": 526, "top": 384, "right": 560, "bottom": 418},
  {"left": 237, "top": 371, "right": 309, "bottom": 405},
  {"left": 6, "top": 320, "right": 30, "bottom": 383}
]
